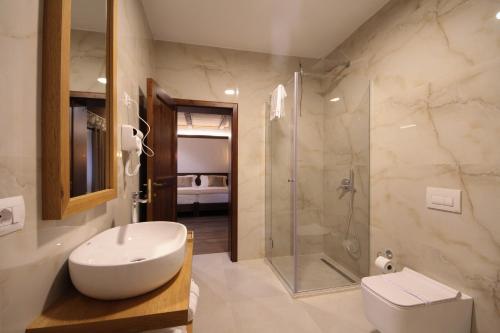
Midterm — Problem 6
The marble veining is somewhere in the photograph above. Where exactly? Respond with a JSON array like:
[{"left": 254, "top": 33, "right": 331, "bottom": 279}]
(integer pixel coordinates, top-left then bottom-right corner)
[
  {"left": 325, "top": 0, "right": 500, "bottom": 331},
  {"left": 1, "top": 0, "right": 499, "bottom": 332}
]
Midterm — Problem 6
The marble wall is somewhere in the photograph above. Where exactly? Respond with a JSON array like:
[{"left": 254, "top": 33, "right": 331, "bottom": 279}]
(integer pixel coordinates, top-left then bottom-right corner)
[
  {"left": 0, "top": 1, "right": 154, "bottom": 332},
  {"left": 324, "top": 0, "right": 500, "bottom": 331},
  {"left": 153, "top": 41, "right": 311, "bottom": 259}
]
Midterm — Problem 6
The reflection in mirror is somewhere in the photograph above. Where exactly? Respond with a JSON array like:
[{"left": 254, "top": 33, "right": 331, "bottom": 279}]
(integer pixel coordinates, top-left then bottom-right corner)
[{"left": 69, "top": 0, "right": 108, "bottom": 197}]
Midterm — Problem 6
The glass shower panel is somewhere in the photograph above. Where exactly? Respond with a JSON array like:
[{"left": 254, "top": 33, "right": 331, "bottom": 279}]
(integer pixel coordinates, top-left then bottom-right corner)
[
  {"left": 265, "top": 77, "right": 296, "bottom": 290},
  {"left": 295, "top": 74, "right": 371, "bottom": 293}
]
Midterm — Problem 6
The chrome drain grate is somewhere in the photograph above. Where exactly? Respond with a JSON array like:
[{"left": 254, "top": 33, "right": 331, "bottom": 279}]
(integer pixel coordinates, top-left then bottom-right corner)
[{"left": 320, "top": 258, "right": 356, "bottom": 283}]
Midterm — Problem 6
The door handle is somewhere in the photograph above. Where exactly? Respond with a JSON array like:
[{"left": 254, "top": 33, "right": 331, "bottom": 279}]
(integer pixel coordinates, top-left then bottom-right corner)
[
  {"left": 153, "top": 181, "right": 167, "bottom": 187},
  {"left": 147, "top": 178, "right": 152, "bottom": 204}
]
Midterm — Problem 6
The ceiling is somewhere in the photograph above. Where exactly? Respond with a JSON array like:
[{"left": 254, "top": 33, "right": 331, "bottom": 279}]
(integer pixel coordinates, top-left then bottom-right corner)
[
  {"left": 178, "top": 112, "right": 230, "bottom": 137},
  {"left": 141, "top": 0, "right": 389, "bottom": 58}
]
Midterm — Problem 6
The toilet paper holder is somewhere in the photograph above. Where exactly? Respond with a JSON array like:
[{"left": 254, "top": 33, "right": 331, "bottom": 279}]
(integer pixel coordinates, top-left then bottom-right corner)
[{"left": 377, "top": 249, "right": 393, "bottom": 260}]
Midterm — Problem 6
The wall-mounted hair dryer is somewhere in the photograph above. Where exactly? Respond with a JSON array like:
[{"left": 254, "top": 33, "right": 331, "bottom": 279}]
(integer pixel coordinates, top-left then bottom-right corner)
[
  {"left": 121, "top": 124, "right": 144, "bottom": 176},
  {"left": 121, "top": 92, "right": 155, "bottom": 177}
]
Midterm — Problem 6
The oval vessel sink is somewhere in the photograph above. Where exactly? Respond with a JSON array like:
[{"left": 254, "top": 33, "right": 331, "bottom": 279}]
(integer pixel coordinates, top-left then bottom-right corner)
[{"left": 69, "top": 222, "right": 187, "bottom": 300}]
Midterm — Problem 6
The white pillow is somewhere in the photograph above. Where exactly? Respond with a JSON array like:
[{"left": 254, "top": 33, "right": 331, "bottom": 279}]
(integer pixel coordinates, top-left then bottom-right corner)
[
  {"left": 178, "top": 175, "right": 196, "bottom": 187},
  {"left": 199, "top": 175, "right": 209, "bottom": 187}
]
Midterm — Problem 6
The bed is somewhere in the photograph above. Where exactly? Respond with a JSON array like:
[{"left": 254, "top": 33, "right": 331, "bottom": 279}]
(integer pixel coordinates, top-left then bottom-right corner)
[{"left": 177, "top": 174, "right": 229, "bottom": 216}]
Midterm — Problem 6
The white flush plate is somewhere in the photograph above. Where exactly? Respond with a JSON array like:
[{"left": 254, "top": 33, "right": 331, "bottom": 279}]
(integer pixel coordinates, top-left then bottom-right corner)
[
  {"left": 426, "top": 187, "right": 461, "bottom": 213},
  {"left": 0, "top": 196, "right": 25, "bottom": 236}
]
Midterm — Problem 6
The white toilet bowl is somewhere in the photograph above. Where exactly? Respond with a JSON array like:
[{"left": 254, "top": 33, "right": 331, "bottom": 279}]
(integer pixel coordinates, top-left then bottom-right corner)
[{"left": 361, "top": 267, "right": 472, "bottom": 333}]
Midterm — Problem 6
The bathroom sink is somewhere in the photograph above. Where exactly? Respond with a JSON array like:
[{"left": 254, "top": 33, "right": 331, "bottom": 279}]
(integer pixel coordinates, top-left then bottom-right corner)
[{"left": 69, "top": 222, "right": 187, "bottom": 300}]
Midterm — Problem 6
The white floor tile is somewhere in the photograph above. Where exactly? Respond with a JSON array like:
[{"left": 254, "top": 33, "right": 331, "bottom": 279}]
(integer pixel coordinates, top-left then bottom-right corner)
[{"left": 191, "top": 253, "right": 375, "bottom": 333}]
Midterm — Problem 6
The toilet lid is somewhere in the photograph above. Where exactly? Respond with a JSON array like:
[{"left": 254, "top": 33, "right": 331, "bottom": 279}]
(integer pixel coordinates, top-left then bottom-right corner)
[{"left": 361, "top": 267, "right": 461, "bottom": 307}]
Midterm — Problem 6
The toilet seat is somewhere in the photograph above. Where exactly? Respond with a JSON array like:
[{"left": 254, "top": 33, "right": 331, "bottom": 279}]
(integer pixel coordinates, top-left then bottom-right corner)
[
  {"left": 361, "top": 267, "right": 473, "bottom": 333},
  {"left": 361, "top": 267, "right": 460, "bottom": 307}
]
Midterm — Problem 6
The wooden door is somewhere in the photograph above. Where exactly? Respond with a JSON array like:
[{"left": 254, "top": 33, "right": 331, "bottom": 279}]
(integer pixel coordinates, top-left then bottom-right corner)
[
  {"left": 146, "top": 78, "right": 177, "bottom": 221},
  {"left": 70, "top": 106, "right": 88, "bottom": 197}
]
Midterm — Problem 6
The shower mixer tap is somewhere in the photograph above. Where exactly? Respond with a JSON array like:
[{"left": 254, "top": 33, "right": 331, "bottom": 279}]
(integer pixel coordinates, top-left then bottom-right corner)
[
  {"left": 338, "top": 177, "right": 353, "bottom": 190},
  {"left": 337, "top": 169, "right": 355, "bottom": 198}
]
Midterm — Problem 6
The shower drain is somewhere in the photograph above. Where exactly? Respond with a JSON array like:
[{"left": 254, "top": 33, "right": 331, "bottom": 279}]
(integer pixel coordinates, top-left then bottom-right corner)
[{"left": 320, "top": 258, "right": 356, "bottom": 283}]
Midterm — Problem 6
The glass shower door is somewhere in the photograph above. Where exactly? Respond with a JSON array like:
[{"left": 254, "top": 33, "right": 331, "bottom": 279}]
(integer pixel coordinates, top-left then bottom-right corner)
[{"left": 265, "top": 76, "right": 296, "bottom": 290}]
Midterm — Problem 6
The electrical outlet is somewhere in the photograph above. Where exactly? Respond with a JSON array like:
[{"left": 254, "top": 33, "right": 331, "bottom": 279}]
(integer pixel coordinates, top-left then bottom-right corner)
[{"left": 0, "top": 207, "right": 13, "bottom": 226}]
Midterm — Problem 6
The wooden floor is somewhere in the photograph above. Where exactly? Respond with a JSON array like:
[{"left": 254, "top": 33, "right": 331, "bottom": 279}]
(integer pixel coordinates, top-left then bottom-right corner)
[{"left": 177, "top": 215, "right": 229, "bottom": 255}]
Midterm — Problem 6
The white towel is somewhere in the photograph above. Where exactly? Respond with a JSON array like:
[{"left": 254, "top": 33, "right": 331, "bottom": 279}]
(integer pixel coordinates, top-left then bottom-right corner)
[
  {"left": 190, "top": 279, "right": 200, "bottom": 297},
  {"left": 270, "top": 84, "right": 287, "bottom": 120},
  {"left": 188, "top": 279, "right": 200, "bottom": 322},
  {"left": 188, "top": 293, "right": 198, "bottom": 322}
]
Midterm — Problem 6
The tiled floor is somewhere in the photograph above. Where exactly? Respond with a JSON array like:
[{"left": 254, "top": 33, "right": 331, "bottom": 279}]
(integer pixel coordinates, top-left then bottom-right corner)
[{"left": 191, "top": 253, "right": 377, "bottom": 333}]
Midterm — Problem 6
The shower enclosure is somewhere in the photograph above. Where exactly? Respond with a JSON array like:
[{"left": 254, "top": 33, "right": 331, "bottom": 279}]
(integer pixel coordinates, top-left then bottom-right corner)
[{"left": 265, "top": 69, "right": 370, "bottom": 294}]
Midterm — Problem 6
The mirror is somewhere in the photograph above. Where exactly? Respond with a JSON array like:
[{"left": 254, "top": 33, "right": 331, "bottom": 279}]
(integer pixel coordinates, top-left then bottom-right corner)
[
  {"left": 69, "top": 0, "right": 108, "bottom": 197},
  {"left": 42, "top": 0, "right": 117, "bottom": 219}
]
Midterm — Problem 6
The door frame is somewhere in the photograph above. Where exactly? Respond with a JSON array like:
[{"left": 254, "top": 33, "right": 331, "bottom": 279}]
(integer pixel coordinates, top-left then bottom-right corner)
[{"left": 174, "top": 99, "right": 238, "bottom": 262}]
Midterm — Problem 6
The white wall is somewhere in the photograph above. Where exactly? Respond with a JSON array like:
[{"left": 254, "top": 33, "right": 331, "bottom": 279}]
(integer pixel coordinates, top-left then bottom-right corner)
[{"left": 178, "top": 137, "right": 229, "bottom": 173}]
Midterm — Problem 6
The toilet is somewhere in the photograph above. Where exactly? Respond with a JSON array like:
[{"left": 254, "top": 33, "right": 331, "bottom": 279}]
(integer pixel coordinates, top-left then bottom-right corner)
[{"left": 361, "top": 267, "right": 473, "bottom": 333}]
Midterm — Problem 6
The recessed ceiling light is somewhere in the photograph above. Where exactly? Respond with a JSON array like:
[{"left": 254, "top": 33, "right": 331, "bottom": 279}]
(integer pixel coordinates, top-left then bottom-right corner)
[
  {"left": 496, "top": 11, "right": 500, "bottom": 20},
  {"left": 97, "top": 77, "right": 107, "bottom": 84},
  {"left": 225, "top": 88, "right": 238, "bottom": 96},
  {"left": 330, "top": 97, "right": 340, "bottom": 102}
]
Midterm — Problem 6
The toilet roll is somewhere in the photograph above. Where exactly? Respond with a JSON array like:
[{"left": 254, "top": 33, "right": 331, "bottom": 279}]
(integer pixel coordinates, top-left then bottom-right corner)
[{"left": 375, "top": 256, "right": 394, "bottom": 273}]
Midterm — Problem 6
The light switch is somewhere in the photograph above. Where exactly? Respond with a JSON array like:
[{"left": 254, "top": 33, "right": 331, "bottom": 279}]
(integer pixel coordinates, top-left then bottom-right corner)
[
  {"left": 426, "top": 187, "right": 461, "bottom": 213},
  {"left": 0, "top": 196, "right": 25, "bottom": 236}
]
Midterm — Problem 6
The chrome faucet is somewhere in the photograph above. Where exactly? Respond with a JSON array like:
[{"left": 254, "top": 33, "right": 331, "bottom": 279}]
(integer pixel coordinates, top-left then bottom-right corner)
[
  {"left": 131, "top": 191, "right": 148, "bottom": 223},
  {"left": 337, "top": 168, "right": 356, "bottom": 199}
]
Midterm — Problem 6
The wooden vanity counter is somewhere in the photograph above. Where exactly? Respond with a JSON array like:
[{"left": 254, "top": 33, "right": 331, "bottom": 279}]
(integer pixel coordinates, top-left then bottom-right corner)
[{"left": 26, "top": 232, "right": 194, "bottom": 333}]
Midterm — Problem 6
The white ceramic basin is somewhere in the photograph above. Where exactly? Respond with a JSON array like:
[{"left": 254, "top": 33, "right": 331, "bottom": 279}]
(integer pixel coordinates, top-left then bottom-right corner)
[{"left": 69, "top": 222, "right": 187, "bottom": 300}]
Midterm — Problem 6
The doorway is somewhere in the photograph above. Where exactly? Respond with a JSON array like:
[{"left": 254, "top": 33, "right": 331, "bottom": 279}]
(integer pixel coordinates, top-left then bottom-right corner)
[
  {"left": 139, "top": 79, "right": 238, "bottom": 262},
  {"left": 176, "top": 109, "right": 230, "bottom": 255}
]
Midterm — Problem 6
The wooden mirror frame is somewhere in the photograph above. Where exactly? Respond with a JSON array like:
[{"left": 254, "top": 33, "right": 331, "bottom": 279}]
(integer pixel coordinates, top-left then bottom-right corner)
[{"left": 42, "top": 0, "right": 117, "bottom": 220}]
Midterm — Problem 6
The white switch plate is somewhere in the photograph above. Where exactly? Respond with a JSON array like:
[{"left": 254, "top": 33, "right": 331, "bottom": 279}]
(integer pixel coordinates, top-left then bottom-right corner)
[
  {"left": 426, "top": 187, "right": 461, "bottom": 213},
  {"left": 0, "top": 196, "right": 25, "bottom": 236}
]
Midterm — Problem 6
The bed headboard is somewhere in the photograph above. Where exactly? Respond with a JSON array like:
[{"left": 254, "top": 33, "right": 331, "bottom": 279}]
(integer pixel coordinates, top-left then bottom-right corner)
[{"left": 177, "top": 173, "right": 229, "bottom": 186}]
